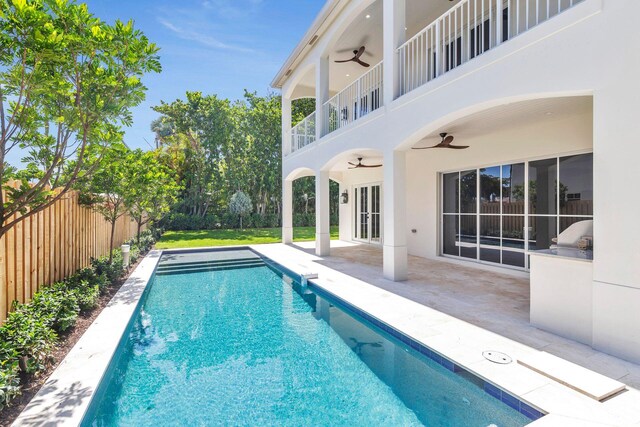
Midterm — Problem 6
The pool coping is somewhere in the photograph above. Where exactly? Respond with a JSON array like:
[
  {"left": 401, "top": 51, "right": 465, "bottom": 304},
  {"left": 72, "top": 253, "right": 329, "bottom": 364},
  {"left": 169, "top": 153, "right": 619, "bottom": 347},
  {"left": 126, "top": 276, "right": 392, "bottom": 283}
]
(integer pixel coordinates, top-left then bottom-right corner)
[
  {"left": 12, "top": 244, "right": 640, "bottom": 426},
  {"left": 11, "top": 251, "right": 162, "bottom": 427}
]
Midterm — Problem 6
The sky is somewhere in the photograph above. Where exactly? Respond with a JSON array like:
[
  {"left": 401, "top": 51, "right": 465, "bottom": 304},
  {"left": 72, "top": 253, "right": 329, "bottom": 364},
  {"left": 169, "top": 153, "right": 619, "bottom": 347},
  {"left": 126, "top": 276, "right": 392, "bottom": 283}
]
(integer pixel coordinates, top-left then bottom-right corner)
[{"left": 81, "top": 0, "right": 325, "bottom": 151}]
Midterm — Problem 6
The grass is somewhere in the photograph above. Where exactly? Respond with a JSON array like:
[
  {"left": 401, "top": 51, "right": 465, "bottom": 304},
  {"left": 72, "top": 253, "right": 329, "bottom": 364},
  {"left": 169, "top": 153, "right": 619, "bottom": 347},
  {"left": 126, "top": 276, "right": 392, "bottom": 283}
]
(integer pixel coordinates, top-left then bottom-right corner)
[{"left": 155, "top": 226, "right": 339, "bottom": 249}]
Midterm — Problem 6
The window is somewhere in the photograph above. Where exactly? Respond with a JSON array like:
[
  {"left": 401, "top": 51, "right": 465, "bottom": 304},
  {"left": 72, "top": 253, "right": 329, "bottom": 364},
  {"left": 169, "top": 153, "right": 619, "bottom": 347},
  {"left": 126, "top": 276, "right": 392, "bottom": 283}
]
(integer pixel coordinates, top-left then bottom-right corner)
[{"left": 441, "top": 153, "right": 593, "bottom": 270}]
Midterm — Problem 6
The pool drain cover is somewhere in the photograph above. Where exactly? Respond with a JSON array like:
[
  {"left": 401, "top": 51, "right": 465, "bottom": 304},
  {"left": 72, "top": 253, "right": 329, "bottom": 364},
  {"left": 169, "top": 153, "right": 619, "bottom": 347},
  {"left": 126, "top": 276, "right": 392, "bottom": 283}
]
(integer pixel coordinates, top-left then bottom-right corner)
[{"left": 482, "top": 350, "right": 512, "bottom": 364}]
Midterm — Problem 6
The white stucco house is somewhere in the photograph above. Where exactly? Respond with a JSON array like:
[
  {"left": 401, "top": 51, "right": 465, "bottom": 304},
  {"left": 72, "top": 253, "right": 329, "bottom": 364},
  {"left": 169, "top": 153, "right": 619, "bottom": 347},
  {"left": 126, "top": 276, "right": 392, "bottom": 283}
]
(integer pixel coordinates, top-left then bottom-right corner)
[{"left": 272, "top": 0, "right": 640, "bottom": 366}]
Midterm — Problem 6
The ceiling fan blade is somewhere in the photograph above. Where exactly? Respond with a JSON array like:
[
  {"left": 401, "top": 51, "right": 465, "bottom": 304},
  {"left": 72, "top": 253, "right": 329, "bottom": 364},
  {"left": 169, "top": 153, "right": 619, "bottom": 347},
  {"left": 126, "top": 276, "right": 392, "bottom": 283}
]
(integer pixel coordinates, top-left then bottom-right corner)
[
  {"left": 360, "top": 164, "right": 382, "bottom": 168},
  {"left": 347, "top": 161, "right": 358, "bottom": 166},
  {"left": 334, "top": 59, "right": 353, "bottom": 63},
  {"left": 348, "top": 165, "right": 358, "bottom": 169},
  {"left": 354, "top": 46, "right": 365, "bottom": 59},
  {"left": 356, "top": 59, "right": 370, "bottom": 67},
  {"left": 443, "top": 135, "right": 454, "bottom": 145},
  {"left": 448, "top": 145, "right": 469, "bottom": 149},
  {"left": 412, "top": 145, "right": 437, "bottom": 149}
]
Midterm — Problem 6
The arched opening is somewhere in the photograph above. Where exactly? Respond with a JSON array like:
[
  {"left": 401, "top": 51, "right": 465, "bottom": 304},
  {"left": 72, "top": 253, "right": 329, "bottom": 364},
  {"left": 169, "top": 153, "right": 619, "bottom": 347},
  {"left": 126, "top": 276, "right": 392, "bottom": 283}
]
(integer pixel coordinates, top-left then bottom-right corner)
[
  {"left": 289, "top": 176, "right": 341, "bottom": 242},
  {"left": 321, "top": 149, "right": 384, "bottom": 245},
  {"left": 402, "top": 95, "right": 593, "bottom": 270}
]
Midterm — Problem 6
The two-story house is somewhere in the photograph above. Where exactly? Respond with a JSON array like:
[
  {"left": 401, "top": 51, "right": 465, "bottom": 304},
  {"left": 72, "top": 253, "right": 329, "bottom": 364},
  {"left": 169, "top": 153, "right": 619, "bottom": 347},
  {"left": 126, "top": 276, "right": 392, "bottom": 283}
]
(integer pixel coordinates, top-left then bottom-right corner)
[{"left": 272, "top": 0, "right": 640, "bottom": 365}]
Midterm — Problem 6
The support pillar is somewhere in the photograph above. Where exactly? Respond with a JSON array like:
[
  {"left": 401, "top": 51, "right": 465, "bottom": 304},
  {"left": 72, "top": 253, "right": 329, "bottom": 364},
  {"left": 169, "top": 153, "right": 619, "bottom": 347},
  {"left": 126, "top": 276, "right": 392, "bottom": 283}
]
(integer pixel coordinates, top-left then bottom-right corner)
[
  {"left": 315, "top": 170, "right": 331, "bottom": 256},
  {"left": 316, "top": 56, "right": 330, "bottom": 140},
  {"left": 591, "top": 82, "right": 640, "bottom": 363},
  {"left": 383, "top": 0, "right": 406, "bottom": 106},
  {"left": 281, "top": 96, "right": 292, "bottom": 155},
  {"left": 282, "top": 179, "right": 293, "bottom": 244},
  {"left": 383, "top": 149, "right": 408, "bottom": 281}
]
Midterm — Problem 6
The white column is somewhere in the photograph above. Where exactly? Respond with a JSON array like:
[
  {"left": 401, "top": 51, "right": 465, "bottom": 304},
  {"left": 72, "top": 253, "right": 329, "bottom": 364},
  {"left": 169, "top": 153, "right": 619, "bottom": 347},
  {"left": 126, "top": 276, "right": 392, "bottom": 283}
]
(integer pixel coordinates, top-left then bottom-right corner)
[
  {"left": 316, "top": 56, "right": 330, "bottom": 140},
  {"left": 315, "top": 170, "right": 331, "bottom": 256},
  {"left": 383, "top": 0, "right": 406, "bottom": 106},
  {"left": 282, "top": 179, "right": 293, "bottom": 244},
  {"left": 383, "top": 149, "right": 408, "bottom": 281},
  {"left": 282, "top": 96, "right": 292, "bottom": 155},
  {"left": 591, "top": 84, "right": 640, "bottom": 363}
]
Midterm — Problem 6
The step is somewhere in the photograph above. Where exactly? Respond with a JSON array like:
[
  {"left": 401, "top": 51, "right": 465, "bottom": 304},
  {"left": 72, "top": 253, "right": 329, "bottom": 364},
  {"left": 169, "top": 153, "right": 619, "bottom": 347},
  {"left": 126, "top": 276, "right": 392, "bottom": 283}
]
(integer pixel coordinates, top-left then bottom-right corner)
[
  {"left": 156, "top": 261, "right": 265, "bottom": 276},
  {"left": 156, "top": 259, "right": 263, "bottom": 272},
  {"left": 517, "top": 352, "right": 626, "bottom": 401},
  {"left": 157, "top": 257, "right": 260, "bottom": 270}
]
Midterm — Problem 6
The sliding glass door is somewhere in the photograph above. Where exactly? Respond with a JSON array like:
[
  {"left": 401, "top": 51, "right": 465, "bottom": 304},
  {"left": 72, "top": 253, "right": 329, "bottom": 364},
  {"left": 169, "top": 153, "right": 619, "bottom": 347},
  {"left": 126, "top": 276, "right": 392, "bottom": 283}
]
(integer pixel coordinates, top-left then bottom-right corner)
[{"left": 441, "top": 153, "right": 593, "bottom": 270}]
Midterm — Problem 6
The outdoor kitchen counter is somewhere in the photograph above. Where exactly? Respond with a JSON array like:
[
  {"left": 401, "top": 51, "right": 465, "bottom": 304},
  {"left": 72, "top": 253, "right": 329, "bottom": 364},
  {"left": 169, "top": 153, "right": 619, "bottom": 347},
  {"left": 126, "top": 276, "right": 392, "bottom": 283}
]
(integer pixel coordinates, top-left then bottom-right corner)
[{"left": 529, "top": 248, "right": 594, "bottom": 346}]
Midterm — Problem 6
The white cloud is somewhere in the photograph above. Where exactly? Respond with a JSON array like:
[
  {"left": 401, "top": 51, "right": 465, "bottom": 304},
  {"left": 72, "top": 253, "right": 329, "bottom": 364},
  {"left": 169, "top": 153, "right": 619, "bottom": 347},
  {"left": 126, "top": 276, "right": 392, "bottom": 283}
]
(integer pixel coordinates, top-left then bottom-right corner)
[{"left": 157, "top": 18, "right": 254, "bottom": 53}]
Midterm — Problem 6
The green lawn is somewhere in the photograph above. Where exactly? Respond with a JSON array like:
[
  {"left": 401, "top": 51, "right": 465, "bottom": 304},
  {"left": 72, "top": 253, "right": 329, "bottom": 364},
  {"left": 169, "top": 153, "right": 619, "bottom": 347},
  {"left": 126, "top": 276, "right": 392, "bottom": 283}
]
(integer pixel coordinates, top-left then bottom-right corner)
[{"left": 155, "top": 226, "right": 339, "bottom": 249}]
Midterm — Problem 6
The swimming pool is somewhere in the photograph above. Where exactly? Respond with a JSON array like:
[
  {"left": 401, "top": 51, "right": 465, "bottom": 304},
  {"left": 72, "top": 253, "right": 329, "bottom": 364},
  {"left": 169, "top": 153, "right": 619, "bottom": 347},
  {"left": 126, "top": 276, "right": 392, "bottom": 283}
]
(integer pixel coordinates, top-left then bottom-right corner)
[{"left": 83, "top": 249, "right": 536, "bottom": 426}]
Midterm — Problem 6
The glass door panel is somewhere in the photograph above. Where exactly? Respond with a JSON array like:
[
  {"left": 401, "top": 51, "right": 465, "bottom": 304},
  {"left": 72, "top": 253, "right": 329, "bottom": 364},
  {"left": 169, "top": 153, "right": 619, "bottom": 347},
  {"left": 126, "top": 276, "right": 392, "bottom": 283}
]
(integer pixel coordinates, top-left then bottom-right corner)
[
  {"left": 370, "top": 185, "right": 381, "bottom": 243},
  {"left": 354, "top": 184, "right": 382, "bottom": 244},
  {"left": 442, "top": 215, "right": 459, "bottom": 256},
  {"left": 358, "top": 186, "right": 369, "bottom": 241}
]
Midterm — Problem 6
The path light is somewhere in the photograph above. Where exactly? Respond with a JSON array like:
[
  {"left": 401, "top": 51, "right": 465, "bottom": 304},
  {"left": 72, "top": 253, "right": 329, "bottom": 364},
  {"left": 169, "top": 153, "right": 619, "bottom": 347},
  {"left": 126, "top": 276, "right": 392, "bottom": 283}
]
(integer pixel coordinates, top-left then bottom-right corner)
[
  {"left": 121, "top": 244, "right": 130, "bottom": 268},
  {"left": 341, "top": 189, "right": 349, "bottom": 204}
]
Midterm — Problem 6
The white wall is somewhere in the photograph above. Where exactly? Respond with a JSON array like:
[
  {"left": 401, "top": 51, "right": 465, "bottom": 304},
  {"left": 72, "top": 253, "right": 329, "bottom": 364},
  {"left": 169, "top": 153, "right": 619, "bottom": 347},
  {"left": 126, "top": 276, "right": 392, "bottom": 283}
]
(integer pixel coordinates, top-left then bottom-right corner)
[{"left": 405, "top": 110, "right": 593, "bottom": 259}]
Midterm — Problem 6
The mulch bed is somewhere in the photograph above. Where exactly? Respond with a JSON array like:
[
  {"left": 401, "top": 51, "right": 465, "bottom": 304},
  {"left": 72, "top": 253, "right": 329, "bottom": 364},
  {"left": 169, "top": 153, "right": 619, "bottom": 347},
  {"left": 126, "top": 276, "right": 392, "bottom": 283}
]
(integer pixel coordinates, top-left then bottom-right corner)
[{"left": 0, "top": 256, "right": 145, "bottom": 427}]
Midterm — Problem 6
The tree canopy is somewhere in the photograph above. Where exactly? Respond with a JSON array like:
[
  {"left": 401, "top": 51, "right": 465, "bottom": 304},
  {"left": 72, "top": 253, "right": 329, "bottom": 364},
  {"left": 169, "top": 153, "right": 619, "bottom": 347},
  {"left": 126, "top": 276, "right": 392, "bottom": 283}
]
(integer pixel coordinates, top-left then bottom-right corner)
[{"left": 0, "top": 0, "right": 161, "bottom": 238}]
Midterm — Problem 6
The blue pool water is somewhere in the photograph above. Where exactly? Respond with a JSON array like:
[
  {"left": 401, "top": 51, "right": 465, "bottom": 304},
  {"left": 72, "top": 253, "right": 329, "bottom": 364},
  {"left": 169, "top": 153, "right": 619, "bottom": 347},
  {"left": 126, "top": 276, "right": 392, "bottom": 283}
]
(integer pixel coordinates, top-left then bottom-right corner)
[{"left": 84, "top": 251, "right": 532, "bottom": 426}]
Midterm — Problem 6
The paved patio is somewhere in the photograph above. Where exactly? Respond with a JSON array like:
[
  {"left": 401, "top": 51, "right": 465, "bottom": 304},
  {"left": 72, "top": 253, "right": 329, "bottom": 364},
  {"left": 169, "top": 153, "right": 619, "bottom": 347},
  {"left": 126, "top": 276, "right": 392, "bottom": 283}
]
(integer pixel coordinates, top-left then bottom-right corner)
[{"left": 292, "top": 241, "right": 640, "bottom": 390}]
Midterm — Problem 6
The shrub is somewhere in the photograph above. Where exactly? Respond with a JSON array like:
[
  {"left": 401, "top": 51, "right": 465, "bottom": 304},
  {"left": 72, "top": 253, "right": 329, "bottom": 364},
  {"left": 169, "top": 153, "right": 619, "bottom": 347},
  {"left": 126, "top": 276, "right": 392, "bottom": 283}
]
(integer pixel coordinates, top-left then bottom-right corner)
[
  {"left": 137, "top": 233, "right": 155, "bottom": 253},
  {"left": 30, "top": 283, "right": 80, "bottom": 333},
  {"left": 72, "top": 285, "right": 100, "bottom": 313},
  {"left": 0, "top": 306, "right": 57, "bottom": 374},
  {"left": 91, "top": 252, "right": 124, "bottom": 284},
  {"left": 0, "top": 357, "right": 20, "bottom": 411}
]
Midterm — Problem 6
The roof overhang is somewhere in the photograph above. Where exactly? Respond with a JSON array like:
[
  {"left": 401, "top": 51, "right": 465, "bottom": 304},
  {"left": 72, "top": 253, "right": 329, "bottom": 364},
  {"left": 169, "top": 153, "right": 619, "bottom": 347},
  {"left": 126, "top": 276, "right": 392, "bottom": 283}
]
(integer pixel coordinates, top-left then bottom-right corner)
[{"left": 271, "top": 0, "right": 347, "bottom": 90}]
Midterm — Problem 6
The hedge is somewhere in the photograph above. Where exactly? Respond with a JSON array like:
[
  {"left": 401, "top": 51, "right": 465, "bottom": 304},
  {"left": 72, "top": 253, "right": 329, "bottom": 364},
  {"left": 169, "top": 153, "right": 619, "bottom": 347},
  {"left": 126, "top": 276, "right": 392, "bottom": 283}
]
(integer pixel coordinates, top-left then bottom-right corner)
[
  {"left": 160, "top": 212, "right": 339, "bottom": 231},
  {"left": 0, "top": 228, "right": 161, "bottom": 411}
]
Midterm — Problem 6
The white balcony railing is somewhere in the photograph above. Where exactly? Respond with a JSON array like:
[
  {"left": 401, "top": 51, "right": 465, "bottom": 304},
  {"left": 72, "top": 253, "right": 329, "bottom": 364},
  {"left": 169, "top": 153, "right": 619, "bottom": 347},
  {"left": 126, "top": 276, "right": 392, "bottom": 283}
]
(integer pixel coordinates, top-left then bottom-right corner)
[
  {"left": 290, "top": 111, "right": 316, "bottom": 154},
  {"left": 398, "top": 0, "right": 583, "bottom": 96},
  {"left": 322, "top": 61, "right": 383, "bottom": 136}
]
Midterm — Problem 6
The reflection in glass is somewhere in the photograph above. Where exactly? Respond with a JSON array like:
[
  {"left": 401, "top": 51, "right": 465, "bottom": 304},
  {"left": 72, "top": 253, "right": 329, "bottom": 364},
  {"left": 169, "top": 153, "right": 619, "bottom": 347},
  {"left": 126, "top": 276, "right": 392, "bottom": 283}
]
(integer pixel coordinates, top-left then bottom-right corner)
[
  {"left": 528, "top": 216, "right": 557, "bottom": 251},
  {"left": 529, "top": 159, "right": 557, "bottom": 215},
  {"left": 460, "top": 215, "right": 477, "bottom": 259},
  {"left": 480, "top": 216, "right": 500, "bottom": 246},
  {"left": 442, "top": 172, "right": 459, "bottom": 214},
  {"left": 480, "top": 166, "right": 501, "bottom": 213},
  {"left": 502, "top": 216, "right": 525, "bottom": 249},
  {"left": 502, "top": 251, "right": 525, "bottom": 268},
  {"left": 559, "top": 154, "right": 593, "bottom": 216},
  {"left": 502, "top": 163, "right": 525, "bottom": 214},
  {"left": 480, "top": 248, "right": 500, "bottom": 263},
  {"left": 460, "top": 170, "right": 477, "bottom": 213},
  {"left": 442, "top": 215, "right": 459, "bottom": 256}
]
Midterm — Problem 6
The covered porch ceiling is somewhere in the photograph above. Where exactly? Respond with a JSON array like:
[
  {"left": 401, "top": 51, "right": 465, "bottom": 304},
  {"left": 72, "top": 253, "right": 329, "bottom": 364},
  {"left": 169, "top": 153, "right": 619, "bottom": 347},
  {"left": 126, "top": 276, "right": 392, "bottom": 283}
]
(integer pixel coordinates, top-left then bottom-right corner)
[
  {"left": 412, "top": 96, "right": 593, "bottom": 149},
  {"left": 291, "top": 0, "right": 464, "bottom": 100}
]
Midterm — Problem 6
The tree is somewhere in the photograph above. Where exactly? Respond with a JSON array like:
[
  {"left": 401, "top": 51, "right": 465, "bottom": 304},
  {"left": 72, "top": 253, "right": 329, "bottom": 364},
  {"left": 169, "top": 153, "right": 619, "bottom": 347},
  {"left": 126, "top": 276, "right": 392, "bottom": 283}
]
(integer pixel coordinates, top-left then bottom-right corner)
[
  {"left": 0, "top": 0, "right": 161, "bottom": 239},
  {"left": 123, "top": 149, "right": 180, "bottom": 241},
  {"left": 229, "top": 191, "right": 252, "bottom": 229},
  {"left": 77, "top": 143, "right": 130, "bottom": 262},
  {"left": 152, "top": 92, "right": 235, "bottom": 217}
]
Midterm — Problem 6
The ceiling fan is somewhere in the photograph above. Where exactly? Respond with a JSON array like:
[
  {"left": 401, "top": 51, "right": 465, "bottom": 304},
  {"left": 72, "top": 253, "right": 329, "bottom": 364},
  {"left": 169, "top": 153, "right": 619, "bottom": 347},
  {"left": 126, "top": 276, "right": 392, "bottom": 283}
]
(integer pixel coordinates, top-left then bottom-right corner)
[
  {"left": 412, "top": 132, "right": 469, "bottom": 150},
  {"left": 335, "top": 46, "right": 370, "bottom": 68},
  {"left": 348, "top": 157, "right": 382, "bottom": 169}
]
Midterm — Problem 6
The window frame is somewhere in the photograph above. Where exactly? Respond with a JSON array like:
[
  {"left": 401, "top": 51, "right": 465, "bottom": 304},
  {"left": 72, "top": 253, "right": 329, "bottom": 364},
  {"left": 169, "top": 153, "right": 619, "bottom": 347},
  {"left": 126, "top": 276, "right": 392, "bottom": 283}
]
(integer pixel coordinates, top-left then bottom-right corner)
[{"left": 439, "top": 151, "right": 593, "bottom": 271}]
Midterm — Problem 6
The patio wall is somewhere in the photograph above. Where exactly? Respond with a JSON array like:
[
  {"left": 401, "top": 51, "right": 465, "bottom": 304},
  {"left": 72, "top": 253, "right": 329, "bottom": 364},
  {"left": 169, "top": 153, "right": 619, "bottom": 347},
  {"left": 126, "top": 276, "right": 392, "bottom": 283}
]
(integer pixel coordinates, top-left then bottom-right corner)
[{"left": 0, "top": 184, "right": 139, "bottom": 321}]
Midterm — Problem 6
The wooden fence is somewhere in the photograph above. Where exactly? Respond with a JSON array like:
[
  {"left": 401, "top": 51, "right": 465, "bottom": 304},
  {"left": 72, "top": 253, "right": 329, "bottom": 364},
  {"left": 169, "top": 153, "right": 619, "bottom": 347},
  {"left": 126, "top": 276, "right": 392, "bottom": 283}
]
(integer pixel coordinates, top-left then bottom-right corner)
[{"left": 0, "top": 186, "right": 138, "bottom": 321}]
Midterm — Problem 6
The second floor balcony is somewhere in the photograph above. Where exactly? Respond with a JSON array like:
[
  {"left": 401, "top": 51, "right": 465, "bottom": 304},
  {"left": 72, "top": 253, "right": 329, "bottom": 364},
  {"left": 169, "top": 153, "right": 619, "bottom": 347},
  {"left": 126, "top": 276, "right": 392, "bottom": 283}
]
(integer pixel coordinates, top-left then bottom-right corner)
[{"left": 282, "top": 0, "right": 584, "bottom": 156}]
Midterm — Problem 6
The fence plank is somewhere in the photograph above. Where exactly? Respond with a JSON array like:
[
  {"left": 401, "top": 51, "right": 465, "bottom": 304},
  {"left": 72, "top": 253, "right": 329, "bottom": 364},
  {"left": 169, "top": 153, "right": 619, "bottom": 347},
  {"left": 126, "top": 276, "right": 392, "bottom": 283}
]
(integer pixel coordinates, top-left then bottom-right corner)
[{"left": 0, "top": 183, "right": 140, "bottom": 321}]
